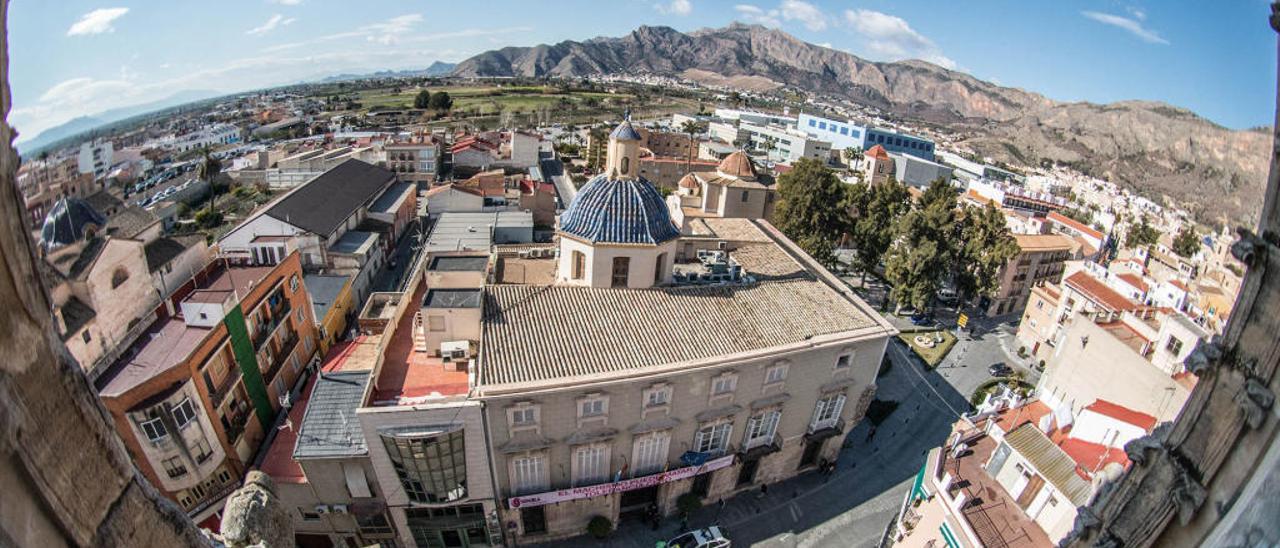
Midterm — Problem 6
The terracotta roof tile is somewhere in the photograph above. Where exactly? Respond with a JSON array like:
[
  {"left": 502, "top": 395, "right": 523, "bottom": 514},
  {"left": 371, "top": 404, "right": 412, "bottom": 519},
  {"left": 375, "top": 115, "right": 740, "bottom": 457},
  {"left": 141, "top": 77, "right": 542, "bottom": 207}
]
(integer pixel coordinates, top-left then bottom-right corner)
[
  {"left": 1064, "top": 271, "right": 1140, "bottom": 312},
  {"left": 1084, "top": 399, "right": 1157, "bottom": 430}
]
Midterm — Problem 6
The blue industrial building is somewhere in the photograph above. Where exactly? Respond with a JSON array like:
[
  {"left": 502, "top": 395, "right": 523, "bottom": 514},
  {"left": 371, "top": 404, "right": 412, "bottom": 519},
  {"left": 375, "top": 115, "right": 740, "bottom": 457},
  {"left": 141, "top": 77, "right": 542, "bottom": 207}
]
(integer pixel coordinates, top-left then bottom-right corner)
[{"left": 797, "top": 113, "right": 936, "bottom": 161}]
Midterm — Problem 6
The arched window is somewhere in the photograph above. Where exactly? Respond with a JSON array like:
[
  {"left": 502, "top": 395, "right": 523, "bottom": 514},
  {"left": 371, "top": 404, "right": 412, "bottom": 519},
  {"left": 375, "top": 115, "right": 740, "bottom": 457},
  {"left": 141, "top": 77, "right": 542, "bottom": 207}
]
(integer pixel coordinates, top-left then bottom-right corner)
[
  {"left": 620, "top": 156, "right": 630, "bottom": 176},
  {"left": 111, "top": 267, "right": 129, "bottom": 289}
]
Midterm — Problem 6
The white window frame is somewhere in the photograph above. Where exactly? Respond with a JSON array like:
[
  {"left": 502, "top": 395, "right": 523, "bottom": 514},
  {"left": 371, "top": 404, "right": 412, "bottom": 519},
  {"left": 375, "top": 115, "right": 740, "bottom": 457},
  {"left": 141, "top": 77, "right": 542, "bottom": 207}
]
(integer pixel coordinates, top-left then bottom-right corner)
[
  {"left": 631, "top": 431, "right": 670, "bottom": 477},
  {"left": 811, "top": 393, "right": 846, "bottom": 431},
  {"left": 644, "top": 385, "right": 671, "bottom": 408},
  {"left": 744, "top": 410, "right": 781, "bottom": 449},
  {"left": 140, "top": 417, "right": 167, "bottom": 443},
  {"left": 172, "top": 398, "right": 198, "bottom": 430},
  {"left": 764, "top": 363, "right": 788, "bottom": 386},
  {"left": 511, "top": 453, "right": 548, "bottom": 495},
  {"left": 711, "top": 374, "right": 737, "bottom": 396},
  {"left": 693, "top": 422, "right": 733, "bottom": 455},
  {"left": 572, "top": 445, "right": 609, "bottom": 487},
  {"left": 579, "top": 396, "right": 607, "bottom": 418},
  {"left": 509, "top": 405, "right": 539, "bottom": 431}
]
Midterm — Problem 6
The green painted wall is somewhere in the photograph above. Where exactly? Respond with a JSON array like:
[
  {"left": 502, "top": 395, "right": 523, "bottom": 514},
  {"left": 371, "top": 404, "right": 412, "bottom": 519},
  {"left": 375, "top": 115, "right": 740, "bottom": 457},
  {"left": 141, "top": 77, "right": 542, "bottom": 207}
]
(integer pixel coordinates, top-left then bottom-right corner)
[{"left": 224, "top": 304, "right": 273, "bottom": 430}]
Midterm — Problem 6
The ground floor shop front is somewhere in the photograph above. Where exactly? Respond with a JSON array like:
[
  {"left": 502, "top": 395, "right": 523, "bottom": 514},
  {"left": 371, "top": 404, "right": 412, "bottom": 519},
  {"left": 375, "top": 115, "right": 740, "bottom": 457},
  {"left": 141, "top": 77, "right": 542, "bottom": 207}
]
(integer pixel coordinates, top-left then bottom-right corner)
[
  {"left": 388, "top": 501, "right": 503, "bottom": 548},
  {"left": 502, "top": 431, "right": 846, "bottom": 543}
]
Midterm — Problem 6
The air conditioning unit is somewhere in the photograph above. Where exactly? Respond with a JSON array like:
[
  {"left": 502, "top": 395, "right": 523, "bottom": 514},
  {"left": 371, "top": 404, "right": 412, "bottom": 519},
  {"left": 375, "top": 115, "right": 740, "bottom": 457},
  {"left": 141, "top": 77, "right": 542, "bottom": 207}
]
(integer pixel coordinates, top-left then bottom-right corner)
[
  {"left": 314, "top": 505, "right": 330, "bottom": 515},
  {"left": 331, "top": 504, "right": 349, "bottom": 515}
]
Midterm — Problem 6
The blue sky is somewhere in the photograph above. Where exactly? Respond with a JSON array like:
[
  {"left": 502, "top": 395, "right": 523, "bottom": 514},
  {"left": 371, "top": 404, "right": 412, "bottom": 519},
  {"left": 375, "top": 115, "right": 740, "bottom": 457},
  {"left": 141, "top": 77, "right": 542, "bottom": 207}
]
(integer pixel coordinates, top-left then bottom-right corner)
[{"left": 9, "top": 0, "right": 1277, "bottom": 142}]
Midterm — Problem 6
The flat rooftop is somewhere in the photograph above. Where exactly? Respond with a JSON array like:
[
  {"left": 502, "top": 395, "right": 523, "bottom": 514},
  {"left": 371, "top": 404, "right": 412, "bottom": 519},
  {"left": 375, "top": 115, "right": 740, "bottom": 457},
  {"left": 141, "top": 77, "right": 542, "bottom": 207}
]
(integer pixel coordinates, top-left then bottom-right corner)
[
  {"left": 372, "top": 281, "right": 470, "bottom": 404},
  {"left": 304, "top": 274, "right": 351, "bottom": 322},
  {"left": 429, "top": 255, "right": 489, "bottom": 272},
  {"left": 424, "top": 288, "right": 482, "bottom": 309},
  {"left": 479, "top": 218, "right": 890, "bottom": 387},
  {"left": 370, "top": 181, "right": 415, "bottom": 214},
  {"left": 425, "top": 211, "right": 534, "bottom": 253},
  {"left": 96, "top": 317, "right": 211, "bottom": 398},
  {"left": 329, "top": 230, "right": 379, "bottom": 255},
  {"left": 944, "top": 423, "right": 1055, "bottom": 547},
  {"left": 185, "top": 264, "right": 275, "bottom": 305}
]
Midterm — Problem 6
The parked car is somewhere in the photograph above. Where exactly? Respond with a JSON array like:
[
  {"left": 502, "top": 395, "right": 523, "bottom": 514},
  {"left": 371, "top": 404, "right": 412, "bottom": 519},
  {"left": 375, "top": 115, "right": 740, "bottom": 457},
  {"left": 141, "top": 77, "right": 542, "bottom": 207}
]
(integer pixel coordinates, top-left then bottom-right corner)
[
  {"left": 909, "top": 312, "right": 935, "bottom": 326},
  {"left": 667, "top": 526, "right": 731, "bottom": 548},
  {"left": 988, "top": 363, "right": 1012, "bottom": 377}
]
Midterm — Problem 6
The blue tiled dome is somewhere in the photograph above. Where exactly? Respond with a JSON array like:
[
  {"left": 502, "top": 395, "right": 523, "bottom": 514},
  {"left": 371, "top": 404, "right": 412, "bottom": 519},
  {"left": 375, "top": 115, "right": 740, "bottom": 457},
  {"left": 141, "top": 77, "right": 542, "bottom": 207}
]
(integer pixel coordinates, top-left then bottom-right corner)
[
  {"left": 560, "top": 175, "right": 680, "bottom": 245},
  {"left": 39, "top": 197, "right": 106, "bottom": 252},
  {"left": 609, "top": 120, "right": 642, "bottom": 141}
]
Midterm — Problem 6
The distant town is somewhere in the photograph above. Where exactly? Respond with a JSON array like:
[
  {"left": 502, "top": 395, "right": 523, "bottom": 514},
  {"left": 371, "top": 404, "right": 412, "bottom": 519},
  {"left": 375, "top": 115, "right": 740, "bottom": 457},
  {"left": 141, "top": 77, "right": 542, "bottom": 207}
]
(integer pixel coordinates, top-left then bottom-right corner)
[{"left": 16, "top": 72, "right": 1244, "bottom": 548}]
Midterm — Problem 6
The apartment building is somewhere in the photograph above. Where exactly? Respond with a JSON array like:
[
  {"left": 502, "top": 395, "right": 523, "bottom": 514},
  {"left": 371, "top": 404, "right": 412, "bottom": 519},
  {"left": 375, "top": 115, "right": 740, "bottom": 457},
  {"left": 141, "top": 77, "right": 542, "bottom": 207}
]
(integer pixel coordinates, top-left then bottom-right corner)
[
  {"left": 478, "top": 121, "right": 895, "bottom": 543},
  {"left": 94, "top": 251, "right": 320, "bottom": 527},
  {"left": 385, "top": 133, "right": 441, "bottom": 185},
  {"left": 78, "top": 139, "right": 114, "bottom": 179},
  {"left": 985, "top": 233, "right": 1074, "bottom": 316},
  {"left": 739, "top": 120, "right": 831, "bottom": 164}
]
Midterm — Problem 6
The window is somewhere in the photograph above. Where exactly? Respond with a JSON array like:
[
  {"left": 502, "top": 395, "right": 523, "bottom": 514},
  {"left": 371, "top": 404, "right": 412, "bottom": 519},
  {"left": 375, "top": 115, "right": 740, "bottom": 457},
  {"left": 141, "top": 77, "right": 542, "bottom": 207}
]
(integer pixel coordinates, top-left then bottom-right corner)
[
  {"left": 357, "top": 513, "right": 394, "bottom": 536},
  {"left": 297, "top": 307, "right": 305, "bottom": 324},
  {"left": 111, "top": 267, "right": 129, "bottom": 289},
  {"left": 740, "top": 190, "right": 749, "bottom": 202},
  {"left": 172, "top": 398, "right": 198, "bottom": 429},
  {"left": 510, "top": 407, "right": 537, "bottom": 427},
  {"left": 573, "top": 250, "right": 586, "bottom": 280},
  {"left": 1035, "top": 299, "right": 1044, "bottom": 310},
  {"left": 620, "top": 156, "right": 630, "bottom": 175},
  {"left": 1165, "top": 336, "right": 1184, "bottom": 356},
  {"left": 139, "top": 417, "right": 167, "bottom": 443},
  {"left": 654, "top": 252, "right": 667, "bottom": 285},
  {"left": 711, "top": 374, "right": 737, "bottom": 395},
  {"left": 645, "top": 386, "right": 671, "bottom": 407},
  {"left": 299, "top": 507, "right": 322, "bottom": 522},
  {"left": 573, "top": 445, "right": 608, "bottom": 486},
  {"left": 194, "top": 438, "right": 214, "bottom": 464},
  {"left": 82, "top": 330, "right": 91, "bottom": 343},
  {"left": 290, "top": 354, "right": 301, "bottom": 373},
  {"left": 163, "top": 456, "right": 188, "bottom": 478},
  {"left": 694, "top": 422, "right": 732, "bottom": 455},
  {"left": 611, "top": 257, "right": 630, "bottom": 287},
  {"left": 632, "top": 432, "right": 670, "bottom": 476},
  {"left": 304, "top": 336, "right": 313, "bottom": 354},
  {"left": 512, "top": 454, "right": 547, "bottom": 495},
  {"left": 812, "top": 394, "right": 846, "bottom": 431},
  {"left": 745, "top": 410, "right": 781, "bottom": 448},
  {"left": 290, "top": 274, "right": 299, "bottom": 293},
  {"left": 381, "top": 430, "right": 468, "bottom": 503},
  {"left": 764, "top": 363, "right": 788, "bottom": 385},
  {"left": 579, "top": 397, "right": 606, "bottom": 417},
  {"left": 835, "top": 352, "right": 853, "bottom": 370}
]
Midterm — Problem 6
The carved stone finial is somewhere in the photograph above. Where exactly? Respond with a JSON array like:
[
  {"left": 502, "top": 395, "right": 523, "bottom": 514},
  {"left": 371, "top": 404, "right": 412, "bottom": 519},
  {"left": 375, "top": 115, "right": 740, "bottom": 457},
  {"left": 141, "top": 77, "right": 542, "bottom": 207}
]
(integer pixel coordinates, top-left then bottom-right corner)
[
  {"left": 1171, "top": 460, "right": 1208, "bottom": 526},
  {"left": 1124, "top": 423, "right": 1171, "bottom": 465},
  {"left": 1231, "top": 228, "right": 1267, "bottom": 267},
  {"left": 219, "top": 471, "right": 294, "bottom": 548},
  {"left": 1185, "top": 340, "right": 1224, "bottom": 375},
  {"left": 1235, "top": 377, "right": 1276, "bottom": 429}
]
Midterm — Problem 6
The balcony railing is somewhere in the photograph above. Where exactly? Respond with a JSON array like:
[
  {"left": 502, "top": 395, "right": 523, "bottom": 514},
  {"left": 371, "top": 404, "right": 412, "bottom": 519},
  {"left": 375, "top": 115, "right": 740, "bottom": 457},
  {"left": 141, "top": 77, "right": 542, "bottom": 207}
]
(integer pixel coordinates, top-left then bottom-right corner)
[
  {"left": 208, "top": 368, "right": 243, "bottom": 409},
  {"left": 262, "top": 331, "right": 300, "bottom": 385},
  {"left": 223, "top": 404, "right": 252, "bottom": 443}
]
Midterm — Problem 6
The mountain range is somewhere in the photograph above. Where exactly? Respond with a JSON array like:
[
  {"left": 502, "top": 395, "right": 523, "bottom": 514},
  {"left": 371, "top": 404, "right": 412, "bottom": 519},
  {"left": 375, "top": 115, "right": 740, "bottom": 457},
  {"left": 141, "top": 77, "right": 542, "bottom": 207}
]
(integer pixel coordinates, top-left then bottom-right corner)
[
  {"left": 16, "top": 89, "right": 223, "bottom": 155},
  {"left": 452, "top": 23, "right": 1270, "bottom": 225}
]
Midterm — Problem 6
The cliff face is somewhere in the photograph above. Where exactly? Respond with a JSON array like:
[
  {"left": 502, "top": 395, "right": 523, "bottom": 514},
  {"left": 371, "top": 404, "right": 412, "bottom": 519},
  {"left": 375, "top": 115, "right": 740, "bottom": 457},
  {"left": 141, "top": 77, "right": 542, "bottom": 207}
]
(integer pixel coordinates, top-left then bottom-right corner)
[{"left": 453, "top": 23, "right": 1269, "bottom": 224}]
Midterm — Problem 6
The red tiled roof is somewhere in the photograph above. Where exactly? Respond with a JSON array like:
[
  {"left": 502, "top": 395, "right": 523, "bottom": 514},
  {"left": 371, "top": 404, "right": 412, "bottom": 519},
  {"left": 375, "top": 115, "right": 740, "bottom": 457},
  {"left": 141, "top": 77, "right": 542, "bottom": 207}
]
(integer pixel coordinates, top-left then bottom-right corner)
[
  {"left": 1169, "top": 279, "right": 1189, "bottom": 292},
  {"left": 1116, "top": 273, "right": 1149, "bottom": 293},
  {"left": 865, "top": 144, "right": 890, "bottom": 160},
  {"left": 1048, "top": 211, "right": 1105, "bottom": 240},
  {"left": 1085, "top": 399, "right": 1158, "bottom": 430},
  {"left": 992, "top": 400, "right": 1053, "bottom": 434},
  {"left": 256, "top": 374, "right": 315, "bottom": 484},
  {"left": 1058, "top": 438, "right": 1129, "bottom": 480},
  {"left": 1065, "top": 271, "right": 1140, "bottom": 312}
]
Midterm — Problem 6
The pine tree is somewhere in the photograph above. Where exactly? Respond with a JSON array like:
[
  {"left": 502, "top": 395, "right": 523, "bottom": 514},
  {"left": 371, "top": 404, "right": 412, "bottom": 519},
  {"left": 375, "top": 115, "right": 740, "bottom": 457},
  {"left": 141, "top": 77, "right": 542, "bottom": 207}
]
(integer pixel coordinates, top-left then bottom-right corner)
[
  {"left": 772, "top": 158, "right": 851, "bottom": 246},
  {"left": 413, "top": 89, "right": 431, "bottom": 109},
  {"left": 955, "top": 202, "right": 1021, "bottom": 305},
  {"left": 847, "top": 178, "right": 911, "bottom": 285}
]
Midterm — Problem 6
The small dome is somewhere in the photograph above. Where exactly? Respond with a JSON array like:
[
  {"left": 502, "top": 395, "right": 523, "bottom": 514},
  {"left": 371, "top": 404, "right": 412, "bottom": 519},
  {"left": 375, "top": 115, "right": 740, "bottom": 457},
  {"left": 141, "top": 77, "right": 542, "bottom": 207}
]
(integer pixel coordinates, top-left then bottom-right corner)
[
  {"left": 717, "top": 151, "right": 757, "bottom": 179},
  {"left": 560, "top": 174, "right": 680, "bottom": 245},
  {"left": 39, "top": 197, "right": 106, "bottom": 252},
  {"left": 865, "top": 145, "right": 890, "bottom": 160},
  {"left": 678, "top": 173, "right": 701, "bottom": 189},
  {"left": 609, "top": 120, "right": 642, "bottom": 141}
]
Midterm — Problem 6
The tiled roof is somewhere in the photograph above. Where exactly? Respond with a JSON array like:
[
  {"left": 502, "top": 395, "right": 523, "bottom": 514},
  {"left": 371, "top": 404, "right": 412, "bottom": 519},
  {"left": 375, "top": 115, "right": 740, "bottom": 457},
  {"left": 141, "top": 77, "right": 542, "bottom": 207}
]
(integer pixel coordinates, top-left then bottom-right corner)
[
  {"left": 1116, "top": 273, "right": 1149, "bottom": 293},
  {"left": 59, "top": 296, "right": 97, "bottom": 340},
  {"left": 1058, "top": 438, "right": 1129, "bottom": 480},
  {"left": 293, "top": 370, "right": 371, "bottom": 459},
  {"left": 1004, "top": 423, "right": 1093, "bottom": 506},
  {"left": 1012, "top": 233, "right": 1075, "bottom": 252},
  {"left": 716, "top": 151, "right": 757, "bottom": 179},
  {"left": 144, "top": 235, "right": 203, "bottom": 273},
  {"left": 304, "top": 274, "right": 351, "bottom": 322},
  {"left": 609, "top": 120, "right": 642, "bottom": 141},
  {"left": 865, "top": 145, "right": 890, "bottom": 160},
  {"left": 1064, "top": 271, "right": 1139, "bottom": 312},
  {"left": 1084, "top": 399, "right": 1157, "bottom": 430},
  {"left": 265, "top": 159, "right": 395, "bottom": 235},
  {"left": 558, "top": 175, "right": 680, "bottom": 245},
  {"left": 1047, "top": 211, "right": 1105, "bottom": 240},
  {"left": 479, "top": 224, "right": 881, "bottom": 386},
  {"left": 105, "top": 206, "right": 159, "bottom": 240}
]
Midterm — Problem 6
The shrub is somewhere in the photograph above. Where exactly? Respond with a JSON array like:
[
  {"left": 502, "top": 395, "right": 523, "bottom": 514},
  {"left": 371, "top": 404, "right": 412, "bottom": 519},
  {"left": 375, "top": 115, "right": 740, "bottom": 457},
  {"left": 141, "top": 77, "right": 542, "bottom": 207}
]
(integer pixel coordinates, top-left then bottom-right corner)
[
  {"left": 1017, "top": 346, "right": 1027, "bottom": 358},
  {"left": 586, "top": 515, "right": 613, "bottom": 539},
  {"left": 676, "top": 492, "right": 702, "bottom": 516},
  {"left": 194, "top": 208, "right": 223, "bottom": 229}
]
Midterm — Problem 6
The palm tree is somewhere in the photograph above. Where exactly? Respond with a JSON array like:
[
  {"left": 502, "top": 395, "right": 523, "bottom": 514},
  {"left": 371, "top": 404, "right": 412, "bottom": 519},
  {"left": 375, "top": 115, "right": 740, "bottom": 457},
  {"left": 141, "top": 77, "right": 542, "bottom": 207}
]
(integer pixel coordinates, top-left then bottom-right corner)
[
  {"left": 196, "top": 148, "right": 223, "bottom": 215},
  {"left": 680, "top": 119, "right": 702, "bottom": 172}
]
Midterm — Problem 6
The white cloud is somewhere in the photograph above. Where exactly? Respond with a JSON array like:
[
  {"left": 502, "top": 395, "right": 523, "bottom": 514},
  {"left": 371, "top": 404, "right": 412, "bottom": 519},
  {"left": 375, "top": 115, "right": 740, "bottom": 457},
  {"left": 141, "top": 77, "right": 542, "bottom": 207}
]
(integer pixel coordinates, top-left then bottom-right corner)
[
  {"left": 656, "top": 0, "right": 692, "bottom": 16},
  {"left": 779, "top": 0, "right": 826, "bottom": 31},
  {"left": 734, "top": 4, "right": 781, "bottom": 28},
  {"left": 66, "top": 7, "right": 129, "bottom": 36},
  {"left": 1082, "top": 11, "right": 1169, "bottom": 45},
  {"left": 247, "top": 14, "right": 296, "bottom": 36},
  {"left": 843, "top": 9, "right": 955, "bottom": 69}
]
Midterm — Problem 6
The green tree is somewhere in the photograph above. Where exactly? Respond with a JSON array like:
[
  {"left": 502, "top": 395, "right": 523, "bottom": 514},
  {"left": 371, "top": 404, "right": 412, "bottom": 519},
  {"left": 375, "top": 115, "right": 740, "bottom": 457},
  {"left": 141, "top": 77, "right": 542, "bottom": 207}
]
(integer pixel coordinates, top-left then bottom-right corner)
[
  {"left": 428, "top": 91, "right": 453, "bottom": 111},
  {"left": 772, "top": 158, "right": 851, "bottom": 246},
  {"left": 413, "top": 89, "right": 432, "bottom": 109},
  {"left": 954, "top": 202, "right": 1021, "bottom": 305},
  {"left": 196, "top": 148, "right": 224, "bottom": 208},
  {"left": 884, "top": 179, "right": 958, "bottom": 313},
  {"left": 1172, "top": 226, "right": 1200, "bottom": 257},
  {"left": 680, "top": 119, "right": 703, "bottom": 170},
  {"left": 844, "top": 146, "right": 863, "bottom": 166},
  {"left": 1125, "top": 216, "right": 1159, "bottom": 249},
  {"left": 847, "top": 178, "right": 911, "bottom": 285}
]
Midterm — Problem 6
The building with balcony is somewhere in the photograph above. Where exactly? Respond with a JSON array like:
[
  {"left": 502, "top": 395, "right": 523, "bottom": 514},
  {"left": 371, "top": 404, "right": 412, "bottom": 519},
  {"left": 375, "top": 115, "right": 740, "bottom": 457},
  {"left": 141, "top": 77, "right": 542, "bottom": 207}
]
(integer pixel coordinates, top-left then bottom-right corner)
[
  {"left": 385, "top": 133, "right": 441, "bottom": 185},
  {"left": 477, "top": 120, "right": 896, "bottom": 543},
  {"left": 93, "top": 251, "right": 320, "bottom": 527},
  {"left": 78, "top": 139, "right": 114, "bottom": 179},
  {"left": 985, "top": 233, "right": 1075, "bottom": 316}
]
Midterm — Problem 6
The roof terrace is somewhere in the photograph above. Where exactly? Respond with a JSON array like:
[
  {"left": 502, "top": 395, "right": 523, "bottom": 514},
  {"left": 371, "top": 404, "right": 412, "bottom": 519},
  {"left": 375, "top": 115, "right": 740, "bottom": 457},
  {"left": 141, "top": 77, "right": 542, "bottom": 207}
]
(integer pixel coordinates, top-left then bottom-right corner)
[{"left": 371, "top": 280, "right": 470, "bottom": 405}]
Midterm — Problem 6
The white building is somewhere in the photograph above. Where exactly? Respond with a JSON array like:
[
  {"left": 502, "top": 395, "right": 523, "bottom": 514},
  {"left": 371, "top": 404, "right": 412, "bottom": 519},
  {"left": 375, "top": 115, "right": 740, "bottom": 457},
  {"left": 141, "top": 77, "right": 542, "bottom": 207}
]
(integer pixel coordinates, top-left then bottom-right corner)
[{"left": 78, "top": 140, "right": 114, "bottom": 179}]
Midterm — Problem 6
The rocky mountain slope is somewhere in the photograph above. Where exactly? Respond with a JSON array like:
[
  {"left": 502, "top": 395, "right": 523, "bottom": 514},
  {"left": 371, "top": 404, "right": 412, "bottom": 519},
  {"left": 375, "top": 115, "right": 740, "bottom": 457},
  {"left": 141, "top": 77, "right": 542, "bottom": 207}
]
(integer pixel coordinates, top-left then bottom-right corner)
[{"left": 452, "top": 23, "right": 1269, "bottom": 225}]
